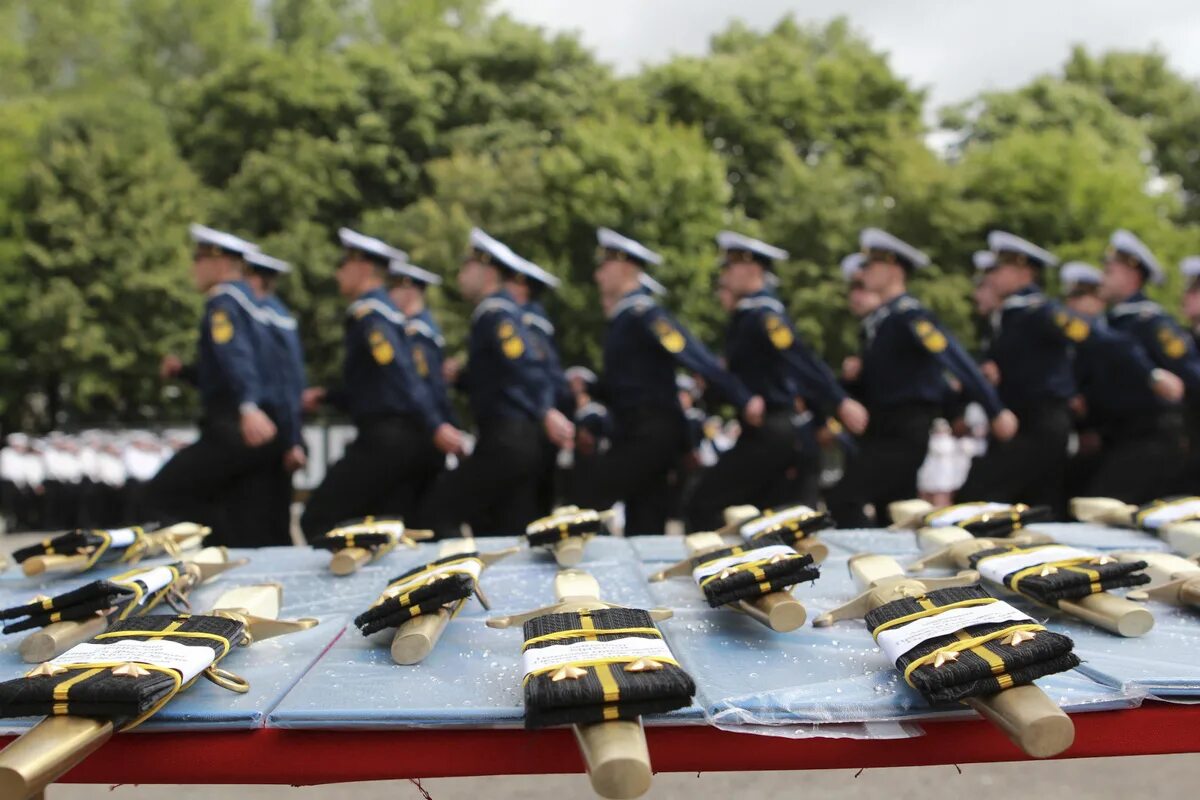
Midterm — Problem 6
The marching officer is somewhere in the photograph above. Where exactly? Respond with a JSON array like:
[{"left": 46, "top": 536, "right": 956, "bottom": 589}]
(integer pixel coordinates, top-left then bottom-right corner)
[
  {"left": 1180, "top": 256, "right": 1200, "bottom": 490},
  {"left": 826, "top": 229, "right": 1015, "bottom": 527},
  {"left": 423, "top": 228, "right": 573, "bottom": 536},
  {"left": 299, "top": 228, "right": 464, "bottom": 541},
  {"left": 958, "top": 232, "right": 1096, "bottom": 513},
  {"left": 1104, "top": 230, "right": 1200, "bottom": 391},
  {"left": 503, "top": 255, "right": 571, "bottom": 515},
  {"left": 387, "top": 257, "right": 458, "bottom": 430},
  {"left": 578, "top": 227, "right": 763, "bottom": 535},
  {"left": 149, "top": 224, "right": 284, "bottom": 546},
  {"left": 386, "top": 256, "right": 457, "bottom": 524},
  {"left": 1059, "top": 261, "right": 1184, "bottom": 502},
  {"left": 684, "top": 231, "right": 869, "bottom": 531},
  {"left": 244, "top": 250, "right": 306, "bottom": 544}
]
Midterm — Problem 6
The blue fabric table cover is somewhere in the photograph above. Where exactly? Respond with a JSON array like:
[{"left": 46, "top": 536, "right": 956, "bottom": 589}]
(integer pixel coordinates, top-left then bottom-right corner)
[
  {"left": 0, "top": 546, "right": 349, "bottom": 734},
  {"left": 269, "top": 536, "right": 705, "bottom": 728}
]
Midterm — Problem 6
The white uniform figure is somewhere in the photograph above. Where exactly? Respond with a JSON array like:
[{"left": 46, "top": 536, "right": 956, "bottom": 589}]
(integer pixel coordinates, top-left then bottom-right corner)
[{"left": 917, "top": 418, "right": 962, "bottom": 501}]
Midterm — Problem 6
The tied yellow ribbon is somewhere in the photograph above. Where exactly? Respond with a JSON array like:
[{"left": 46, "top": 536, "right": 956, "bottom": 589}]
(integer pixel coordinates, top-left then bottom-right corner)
[
  {"left": 924, "top": 503, "right": 1028, "bottom": 531},
  {"left": 109, "top": 564, "right": 184, "bottom": 621},
  {"left": 372, "top": 557, "right": 484, "bottom": 614},
  {"left": 901, "top": 623, "right": 1045, "bottom": 688}
]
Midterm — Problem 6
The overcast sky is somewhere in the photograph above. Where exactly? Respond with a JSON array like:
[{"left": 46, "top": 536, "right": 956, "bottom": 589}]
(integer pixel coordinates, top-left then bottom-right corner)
[{"left": 494, "top": 0, "right": 1200, "bottom": 113}]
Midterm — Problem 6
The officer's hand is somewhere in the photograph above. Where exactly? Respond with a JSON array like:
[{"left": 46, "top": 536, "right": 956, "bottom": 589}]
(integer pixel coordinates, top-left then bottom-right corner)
[
  {"left": 159, "top": 354, "right": 182, "bottom": 380},
  {"left": 837, "top": 398, "right": 869, "bottom": 435},
  {"left": 990, "top": 410, "right": 1019, "bottom": 442},
  {"left": 283, "top": 445, "right": 307, "bottom": 472},
  {"left": 544, "top": 409, "right": 575, "bottom": 450},
  {"left": 982, "top": 361, "right": 1001, "bottom": 386},
  {"left": 240, "top": 408, "right": 277, "bottom": 448},
  {"left": 1151, "top": 369, "right": 1185, "bottom": 403},
  {"left": 841, "top": 356, "right": 862, "bottom": 382},
  {"left": 433, "top": 423, "right": 466, "bottom": 456},
  {"left": 301, "top": 387, "right": 326, "bottom": 414},
  {"left": 443, "top": 356, "right": 463, "bottom": 385},
  {"left": 1068, "top": 394, "right": 1088, "bottom": 419},
  {"left": 742, "top": 396, "right": 765, "bottom": 427},
  {"left": 577, "top": 428, "right": 597, "bottom": 456},
  {"left": 1078, "top": 431, "right": 1102, "bottom": 455}
]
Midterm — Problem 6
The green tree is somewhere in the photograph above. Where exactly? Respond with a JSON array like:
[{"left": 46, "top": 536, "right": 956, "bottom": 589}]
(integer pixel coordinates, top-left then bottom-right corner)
[{"left": 7, "top": 96, "right": 205, "bottom": 426}]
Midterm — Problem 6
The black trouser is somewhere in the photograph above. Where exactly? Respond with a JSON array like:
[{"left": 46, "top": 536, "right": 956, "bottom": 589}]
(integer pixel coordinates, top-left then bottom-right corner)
[
  {"left": 423, "top": 416, "right": 543, "bottom": 537},
  {"left": 958, "top": 401, "right": 1072, "bottom": 517},
  {"left": 534, "top": 435, "right": 560, "bottom": 518},
  {"left": 684, "top": 410, "right": 803, "bottom": 532},
  {"left": 1174, "top": 405, "right": 1200, "bottom": 494},
  {"left": 574, "top": 407, "right": 687, "bottom": 535},
  {"left": 827, "top": 404, "right": 939, "bottom": 528},
  {"left": 301, "top": 415, "right": 442, "bottom": 543},
  {"left": 147, "top": 412, "right": 289, "bottom": 548},
  {"left": 1088, "top": 411, "right": 1185, "bottom": 504}
]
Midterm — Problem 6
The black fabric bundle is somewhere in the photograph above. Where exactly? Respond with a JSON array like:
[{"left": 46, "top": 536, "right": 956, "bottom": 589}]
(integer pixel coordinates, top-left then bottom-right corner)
[
  {"left": 12, "top": 524, "right": 159, "bottom": 566},
  {"left": 864, "top": 585, "right": 1079, "bottom": 705},
  {"left": 312, "top": 517, "right": 403, "bottom": 552},
  {"left": 354, "top": 555, "right": 480, "bottom": 635},
  {"left": 691, "top": 535, "right": 819, "bottom": 607},
  {"left": 525, "top": 509, "right": 609, "bottom": 548},
  {"left": 522, "top": 607, "right": 694, "bottom": 729},
  {"left": 968, "top": 545, "right": 1150, "bottom": 604},
  {"left": 741, "top": 508, "right": 833, "bottom": 546},
  {"left": 932, "top": 504, "right": 1054, "bottom": 538},
  {"left": 0, "top": 564, "right": 184, "bottom": 634},
  {"left": 0, "top": 614, "right": 242, "bottom": 727}
]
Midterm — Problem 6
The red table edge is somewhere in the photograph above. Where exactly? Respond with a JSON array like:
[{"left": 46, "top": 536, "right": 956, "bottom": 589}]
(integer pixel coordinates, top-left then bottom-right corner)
[{"left": 1, "top": 701, "right": 1197, "bottom": 785}]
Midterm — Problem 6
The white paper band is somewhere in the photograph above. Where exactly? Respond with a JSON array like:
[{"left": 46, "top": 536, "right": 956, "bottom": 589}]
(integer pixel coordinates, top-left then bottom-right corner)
[
  {"left": 976, "top": 545, "right": 1095, "bottom": 584},
  {"left": 107, "top": 528, "right": 138, "bottom": 548},
  {"left": 51, "top": 638, "right": 214, "bottom": 683},
  {"left": 739, "top": 506, "right": 818, "bottom": 538},
  {"left": 522, "top": 636, "right": 675, "bottom": 678},
  {"left": 925, "top": 502, "right": 1013, "bottom": 527},
  {"left": 382, "top": 558, "right": 482, "bottom": 600},
  {"left": 126, "top": 566, "right": 177, "bottom": 599},
  {"left": 876, "top": 601, "right": 1035, "bottom": 664},
  {"left": 1140, "top": 499, "right": 1200, "bottom": 530},
  {"left": 339, "top": 521, "right": 405, "bottom": 537},
  {"left": 691, "top": 544, "right": 797, "bottom": 583}
]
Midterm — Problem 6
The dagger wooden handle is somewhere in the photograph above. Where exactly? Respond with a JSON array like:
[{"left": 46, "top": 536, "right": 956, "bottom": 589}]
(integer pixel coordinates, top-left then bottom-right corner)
[
  {"left": 391, "top": 608, "right": 455, "bottom": 665},
  {"left": 19, "top": 616, "right": 111, "bottom": 664},
  {"left": 330, "top": 547, "right": 373, "bottom": 576},
  {"left": 1057, "top": 593, "right": 1154, "bottom": 637},
  {"left": 553, "top": 537, "right": 586, "bottom": 567},
  {"left": 574, "top": 719, "right": 653, "bottom": 800},
  {"left": 965, "top": 685, "right": 1074, "bottom": 758},
  {"left": 0, "top": 716, "right": 114, "bottom": 800},
  {"left": 20, "top": 555, "right": 90, "bottom": 577}
]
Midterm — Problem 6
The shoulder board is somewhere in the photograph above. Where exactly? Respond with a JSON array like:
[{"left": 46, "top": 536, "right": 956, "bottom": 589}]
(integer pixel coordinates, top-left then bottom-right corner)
[
  {"left": 261, "top": 305, "right": 297, "bottom": 331},
  {"left": 347, "top": 298, "right": 406, "bottom": 326},
  {"left": 211, "top": 284, "right": 269, "bottom": 325},
  {"left": 523, "top": 313, "right": 556, "bottom": 337},
  {"left": 1111, "top": 299, "right": 1164, "bottom": 319},
  {"left": 735, "top": 296, "right": 786, "bottom": 314},
  {"left": 405, "top": 318, "right": 446, "bottom": 347},
  {"left": 1002, "top": 293, "right": 1046, "bottom": 311},
  {"left": 471, "top": 296, "right": 520, "bottom": 322},
  {"left": 610, "top": 294, "right": 657, "bottom": 319},
  {"left": 894, "top": 296, "right": 924, "bottom": 314}
]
